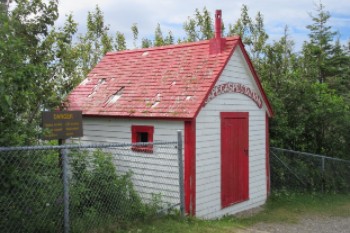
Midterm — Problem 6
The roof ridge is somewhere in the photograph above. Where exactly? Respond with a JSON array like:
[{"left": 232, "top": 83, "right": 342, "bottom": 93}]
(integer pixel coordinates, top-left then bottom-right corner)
[{"left": 106, "top": 36, "right": 241, "bottom": 56}]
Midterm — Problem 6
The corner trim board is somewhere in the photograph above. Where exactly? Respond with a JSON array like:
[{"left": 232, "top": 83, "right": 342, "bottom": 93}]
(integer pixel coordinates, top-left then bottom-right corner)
[{"left": 184, "top": 120, "right": 196, "bottom": 216}]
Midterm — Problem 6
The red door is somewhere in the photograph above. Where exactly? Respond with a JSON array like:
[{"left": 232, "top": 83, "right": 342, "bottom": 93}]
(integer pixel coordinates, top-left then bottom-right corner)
[{"left": 221, "top": 112, "right": 249, "bottom": 208}]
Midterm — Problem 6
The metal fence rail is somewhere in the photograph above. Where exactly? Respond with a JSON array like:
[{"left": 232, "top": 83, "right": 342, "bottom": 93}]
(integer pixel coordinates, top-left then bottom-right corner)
[
  {"left": 0, "top": 136, "right": 184, "bottom": 233},
  {"left": 270, "top": 147, "right": 350, "bottom": 193}
]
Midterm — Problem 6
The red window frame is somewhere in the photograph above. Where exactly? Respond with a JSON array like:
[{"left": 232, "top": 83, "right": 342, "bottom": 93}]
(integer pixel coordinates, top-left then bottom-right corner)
[{"left": 131, "top": 125, "right": 154, "bottom": 153}]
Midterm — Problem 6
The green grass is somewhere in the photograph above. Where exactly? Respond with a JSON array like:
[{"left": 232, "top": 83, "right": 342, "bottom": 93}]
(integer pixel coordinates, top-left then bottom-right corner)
[
  {"left": 118, "top": 216, "right": 245, "bottom": 233},
  {"left": 236, "top": 192, "right": 350, "bottom": 226},
  {"left": 112, "top": 193, "right": 350, "bottom": 233}
]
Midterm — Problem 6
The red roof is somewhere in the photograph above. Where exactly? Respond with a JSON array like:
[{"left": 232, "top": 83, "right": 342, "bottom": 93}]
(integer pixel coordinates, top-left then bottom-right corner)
[{"left": 67, "top": 37, "right": 273, "bottom": 119}]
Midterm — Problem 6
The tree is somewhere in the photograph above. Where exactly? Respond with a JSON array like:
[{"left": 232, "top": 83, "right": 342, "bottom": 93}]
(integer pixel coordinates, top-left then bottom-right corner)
[
  {"left": 326, "top": 39, "right": 350, "bottom": 102},
  {"left": 141, "top": 38, "right": 152, "bottom": 48},
  {"left": 164, "top": 31, "right": 174, "bottom": 45},
  {"left": 228, "top": 5, "right": 268, "bottom": 65},
  {"left": 302, "top": 3, "right": 337, "bottom": 83},
  {"left": 0, "top": 0, "right": 11, "bottom": 13},
  {"left": 0, "top": 0, "right": 70, "bottom": 146},
  {"left": 154, "top": 23, "right": 164, "bottom": 46},
  {"left": 115, "top": 31, "right": 127, "bottom": 51},
  {"left": 76, "top": 5, "right": 113, "bottom": 77},
  {"left": 228, "top": 5, "right": 253, "bottom": 40},
  {"left": 131, "top": 23, "right": 139, "bottom": 48},
  {"left": 183, "top": 7, "right": 213, "bottom": 42}
]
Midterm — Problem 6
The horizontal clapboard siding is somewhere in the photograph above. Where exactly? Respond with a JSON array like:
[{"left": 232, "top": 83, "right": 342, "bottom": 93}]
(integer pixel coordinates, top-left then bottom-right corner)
[
  {"left": 72, "top": 118, "right": 184, "bottom": 206},
  {"left": 195, "top": 47, "right": 267, "bottom": 219}
]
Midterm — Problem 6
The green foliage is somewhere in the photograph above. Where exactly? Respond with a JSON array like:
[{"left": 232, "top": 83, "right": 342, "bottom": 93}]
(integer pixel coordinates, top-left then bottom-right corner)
[
  {"left": 131, "top": 23, "right": 139, "bottom": 48},
  {"left": 0, "top": 148, "right": 162, "bottom": 233},
  {"left": 270, "top": 149, "right": 350, "bottom": 193},
  {"left": 0, "top": 150, "right": 63, "bottom": 232},
  {"left": 1, "top": 0, "right": 349, "bottom": 174},
  {"left": 0, "top": 0, "right": 66, "bottom": 146},
  {"left": 115, "top": 31, "right": 127, "bottom": 51},
  {"left": 164, "top": 31, "right": 175, "bottom": 45},
  {"left": 0, "top": 2, "right": 118, "bottom": 146},
  {"left": 228, "top": 5, "right": 268, "bottom": 68},
  {"left": 76, "top": 5, "right": 114, "bottom": 77},
  {"left": 153, "top": 24, "right": 174, "bottom": 47},
  {"left": 302, "top": 3, "right": 337, "bottom": 84},
  {"left": 240, "top": 2, "right": 350, "bottom": 159},
  {"left": 154, "top": 23, "right": 164, "bottom": 47},
  {"left": 69, "top": 149, "right": 163, "bottom": 232},
  {"left": 183, "top": 7, "right": 214, "bottom": 42},
  {"left": 237, "top": 192, "right": 350, "bottom": 226},
  {"left": 266, "top": 80, "right": 350, "bottom": 157},
  {"left": 142, "top": 38, "right": 153, "bottom": 48},
  {"left": 119, "top": 193, "right": 350, "bottom": 233}
]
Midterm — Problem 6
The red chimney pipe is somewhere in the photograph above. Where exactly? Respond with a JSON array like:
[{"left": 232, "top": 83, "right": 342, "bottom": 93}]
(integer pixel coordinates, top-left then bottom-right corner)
[
  {"left": 215, "top": 10, "right": 222, "bottom": 39},
  {"left": 210, "top": 9, "right": 226, "bottom": 54}
]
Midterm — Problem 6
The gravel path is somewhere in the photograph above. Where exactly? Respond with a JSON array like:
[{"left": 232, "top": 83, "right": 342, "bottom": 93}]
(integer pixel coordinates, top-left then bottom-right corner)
[{"left": 239, "top": 215, "right": 350, "bottom": 233}]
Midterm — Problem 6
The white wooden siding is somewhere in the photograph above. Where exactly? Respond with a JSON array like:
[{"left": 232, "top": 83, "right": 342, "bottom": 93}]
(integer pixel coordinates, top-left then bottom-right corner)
[
  {"left": 72, "top": 118, "right": 184, "bottom": 206},
  {"left": 196, "top": 47, "right": 267, "bottom": 219}
]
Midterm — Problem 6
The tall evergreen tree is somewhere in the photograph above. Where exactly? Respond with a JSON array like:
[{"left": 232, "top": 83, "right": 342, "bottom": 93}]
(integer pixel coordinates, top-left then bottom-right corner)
[
  {"left": 302, "top": 3, "right": 337, "bottom": 83},
  {"left": 326, "top": 39, "right": 350, "bottom": 102},
  {"left": 115, "top": 31, "right": 127, "bottom": 51},
  {"left": 154, "top": 23, "right": 164, "bottom": 46},
  {"left": 141, "top": 38, "right": 152, "bottom": 48},
  {"left": 164, "top": 31, "right": 174, "bottom": 45},
  {"left": 131, "top": 23, "right": 139, "bottom": 48}
]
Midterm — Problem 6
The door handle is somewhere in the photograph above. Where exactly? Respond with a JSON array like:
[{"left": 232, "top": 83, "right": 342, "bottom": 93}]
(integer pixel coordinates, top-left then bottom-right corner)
[{"left": 244, "top": 149, "right": 249, "bottom": 155}]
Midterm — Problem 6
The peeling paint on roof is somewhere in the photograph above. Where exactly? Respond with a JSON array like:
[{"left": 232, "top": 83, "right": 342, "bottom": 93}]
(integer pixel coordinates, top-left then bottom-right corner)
[
  {"left": 67, "top": 37, "right": 265, "bottom": 119},
  {"left": 80, "top": 78, "right": 90, "bottom": 86},
  {"left": 105, "top": 86, "right": 124, "bottom": 106}
]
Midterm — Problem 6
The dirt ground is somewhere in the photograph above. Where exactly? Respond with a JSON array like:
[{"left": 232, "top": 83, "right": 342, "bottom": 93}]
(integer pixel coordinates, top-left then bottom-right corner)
[{"left": 238, "top": 215, "right": 350, "bottom": 233}]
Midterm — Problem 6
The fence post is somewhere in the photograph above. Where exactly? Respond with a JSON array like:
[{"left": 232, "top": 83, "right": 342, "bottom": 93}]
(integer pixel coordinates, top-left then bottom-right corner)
[
  {"left": 321, "top": 157, "right": 325, "bottom": 193},
  {"left": 62, "top": 148, "right": 70, "bottom": 233},
  {"left": 177, "top": 130, "right": 185, "bottom": 217}
]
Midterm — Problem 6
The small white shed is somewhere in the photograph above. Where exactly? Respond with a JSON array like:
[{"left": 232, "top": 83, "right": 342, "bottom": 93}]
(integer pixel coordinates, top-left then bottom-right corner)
[{"left": 67, "top": 10, "right": 273, "bottom": 219}]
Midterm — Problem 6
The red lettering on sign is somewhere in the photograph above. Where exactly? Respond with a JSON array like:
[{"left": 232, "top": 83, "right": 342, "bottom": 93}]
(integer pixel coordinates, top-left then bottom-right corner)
[{"left": 205, "top": 82, "right": 263, "bottom": 108}]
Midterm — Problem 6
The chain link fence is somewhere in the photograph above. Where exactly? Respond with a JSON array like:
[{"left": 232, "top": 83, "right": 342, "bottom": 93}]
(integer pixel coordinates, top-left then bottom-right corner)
[
  {"left": 0, "top": 137, "right": 184, "bottom": 233},
  {"left": 270, "top": 147, "right": 350, "bottom": 193}
]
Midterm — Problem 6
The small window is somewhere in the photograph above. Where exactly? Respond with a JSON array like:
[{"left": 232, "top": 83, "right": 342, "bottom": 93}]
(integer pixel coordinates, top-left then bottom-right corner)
[{"left": 131, "top": 125, "right": 154, "bottom": 153}]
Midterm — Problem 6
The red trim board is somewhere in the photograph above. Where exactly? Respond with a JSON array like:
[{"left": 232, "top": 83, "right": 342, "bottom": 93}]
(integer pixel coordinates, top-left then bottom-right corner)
[{"left": 184, "top": 120, "right": 196, "bottom": 216}]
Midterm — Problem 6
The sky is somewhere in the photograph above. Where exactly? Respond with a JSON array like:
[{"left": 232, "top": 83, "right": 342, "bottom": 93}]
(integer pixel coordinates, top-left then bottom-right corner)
[{"left": 56, "top": 0, "right": 350, "bottom": 50}]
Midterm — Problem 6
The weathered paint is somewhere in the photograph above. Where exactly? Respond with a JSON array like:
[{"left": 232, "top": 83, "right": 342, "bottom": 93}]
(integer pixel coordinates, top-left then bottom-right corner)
[
  {"left": 205, "top": 82, "right": 263, "bottom": 108},
  {"left": 221, "top": 112, "right": 249, "bottom": 208},
  {"left": 71, "top": 118, "right": 184, "bottom": 205},
  {"left": 195, "top": 47, "right": 268, "bottom": 219},
  {"left": 68, "top": 35, "right": 272, "bottom": 119},
  {"left": 66, "top": 10, "right": 273, "bottom": 220},
  {"left": 184, "top": 120, "right": 196, "bottom": 215}
]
